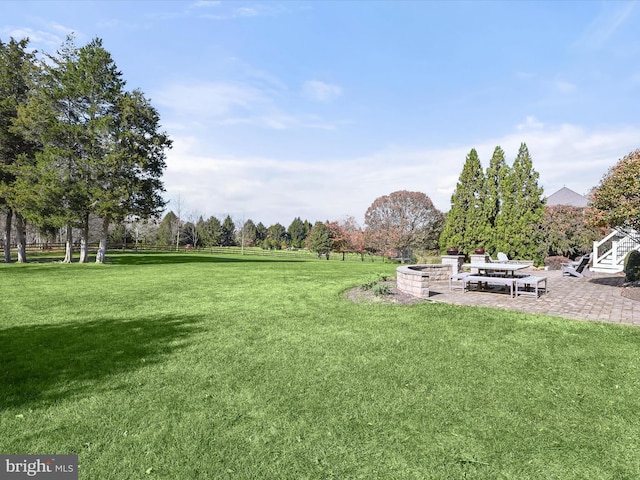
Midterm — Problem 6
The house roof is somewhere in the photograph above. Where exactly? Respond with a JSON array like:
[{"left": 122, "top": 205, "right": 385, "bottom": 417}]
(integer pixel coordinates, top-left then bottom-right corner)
[{"left": 546, "top": 187, "right": 589, "bottom": 208}]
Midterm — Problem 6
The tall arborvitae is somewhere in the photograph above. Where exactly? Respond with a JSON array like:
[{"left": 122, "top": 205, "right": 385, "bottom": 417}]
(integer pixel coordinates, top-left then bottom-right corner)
[
  {"left": 439, "top": 148, "right": 485, "bottom": 254},
  {"left": 479, "top": 146, "right": 508, "bottom": 255},
  {"left": 494, "top": 143, "right": 545, "bottom": 262}
]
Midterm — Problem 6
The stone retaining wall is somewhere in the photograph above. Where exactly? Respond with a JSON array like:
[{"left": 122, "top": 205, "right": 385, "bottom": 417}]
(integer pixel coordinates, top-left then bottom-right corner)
[{"left": 396, "top": 264, "right": 453, "bottom": 298}]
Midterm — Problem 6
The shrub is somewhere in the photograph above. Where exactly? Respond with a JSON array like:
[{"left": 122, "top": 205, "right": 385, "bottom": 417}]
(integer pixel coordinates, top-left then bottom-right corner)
[
  {"left": 361, "top": 274, "right": 389, "bottom": 290},
  {"left": 544, "top": 255, "right": 571, "bottom": 270},
  {"left": 624, "top": 249, "right": 640, "bottom": 282},
  {"left": 372, "top": 283, "right": 392, "bottom": 296}
]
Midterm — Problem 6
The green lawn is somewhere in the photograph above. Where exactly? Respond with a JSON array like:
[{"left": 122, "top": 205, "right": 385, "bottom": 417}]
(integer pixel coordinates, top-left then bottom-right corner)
[{"left": 1, "top": 253, "right": 639, "bottom": 479}]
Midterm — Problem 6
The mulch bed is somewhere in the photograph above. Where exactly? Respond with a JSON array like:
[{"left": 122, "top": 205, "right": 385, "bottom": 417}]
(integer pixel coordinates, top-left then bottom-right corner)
[{"left": 621, "top": 281, "right": 640, "bottom": 301}]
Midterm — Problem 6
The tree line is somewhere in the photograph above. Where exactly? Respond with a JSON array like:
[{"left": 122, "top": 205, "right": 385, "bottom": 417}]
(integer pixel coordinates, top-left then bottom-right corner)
[
  {"left": 1, "top": 34, "right": 616, "bottom": 265},
  {"left": 440, "top": 143, "right": 601, "bottom": 264},
  {"left": 0, "top": 36, "right": 171, "bottom": 263}
]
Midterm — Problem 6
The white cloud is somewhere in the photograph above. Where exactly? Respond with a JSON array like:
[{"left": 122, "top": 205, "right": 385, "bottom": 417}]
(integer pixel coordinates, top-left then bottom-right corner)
[
  {"left": 576, "top": 2, "right": 635, "bottom": 50},
  {"left": 154, "top": 81, "right": 267, "bottom": 117},
  {"left": 302, "top": 80, "right": 343, "bottom": 102},
  {"left": 555, "top": 80, "right": 577, "bottom": 93},
  {"left": 516, "top": 116, "right": 544, "bottom": 130},
  {"left": 154, "top": 80, "right": 341, "bottom": 131},
  {"left": 2, "top": 24, "right": 70, "bottom": 50},
  {"left": 162, "top": 120, "right": 640, "bottom": 226}
]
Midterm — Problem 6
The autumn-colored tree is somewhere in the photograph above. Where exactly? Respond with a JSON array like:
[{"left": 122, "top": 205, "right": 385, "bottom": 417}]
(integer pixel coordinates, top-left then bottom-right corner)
[
  {"left": 541, "top": 205, "right": 600, "bottom": 258},
  {"left": 326, "top": 221, "right": 349, "bottom": 260},
  {"left": 364, "top": 190, "right": 444, "bottom": 262},
  {"left": 340, "top": 216, "right": 367, "bottom": 260},
  {"left": 589, "top": 149, "right": 640, "bottom": 239}
]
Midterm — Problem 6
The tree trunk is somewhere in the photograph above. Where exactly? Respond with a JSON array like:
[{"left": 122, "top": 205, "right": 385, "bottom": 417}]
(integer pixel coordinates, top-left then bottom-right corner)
[
  {"left": 79, "top": 214, "right": 89, "bottom": 263},
  {"left": 3, "top": 208, "right": 12, "bottom": 263},
  {"left": 15, "top": 213, "right": 27, "bottom": 263},
  {"left": 63, "top": 223, "right": 73, "bottom": 263},
  {"left": 96, "top": 216, "right": 110, "bottom": 264}
]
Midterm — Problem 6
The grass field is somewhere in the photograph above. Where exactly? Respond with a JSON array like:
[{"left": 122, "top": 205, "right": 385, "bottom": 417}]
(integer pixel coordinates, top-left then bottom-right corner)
[{"left": 1, "top": 252, "right": 640, "bottom": 479}]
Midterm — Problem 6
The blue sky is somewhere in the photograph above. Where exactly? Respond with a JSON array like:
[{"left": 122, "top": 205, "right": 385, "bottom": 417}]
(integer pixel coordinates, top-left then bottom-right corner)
[{"left": 2, "top": 1, "right": 639, "bottom": 227}]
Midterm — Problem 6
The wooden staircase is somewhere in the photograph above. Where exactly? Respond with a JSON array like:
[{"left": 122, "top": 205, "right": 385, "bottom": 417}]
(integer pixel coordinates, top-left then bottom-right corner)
[{"left": 591, "top": 228, "right": 640, "bottom": 273}]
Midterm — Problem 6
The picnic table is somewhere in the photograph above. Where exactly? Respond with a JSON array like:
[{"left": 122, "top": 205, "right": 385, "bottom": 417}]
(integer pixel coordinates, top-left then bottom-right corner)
[
  {"left": 462, "top": 262, "right": 528, "bottom": 276},
  {"left": 457, "top": 263, "right": 545, "bottom": 298}
]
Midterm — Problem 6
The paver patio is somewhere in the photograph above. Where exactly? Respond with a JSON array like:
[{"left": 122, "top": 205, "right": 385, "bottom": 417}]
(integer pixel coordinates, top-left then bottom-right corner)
[{"left": 428, "top": 268, "right": 640, "bottom": 326}]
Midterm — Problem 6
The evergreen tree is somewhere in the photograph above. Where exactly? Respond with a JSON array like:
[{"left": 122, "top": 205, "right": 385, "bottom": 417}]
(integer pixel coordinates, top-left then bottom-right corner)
[
  {"left": 158, "top": 211, "right": 178, "bottom": 246},
  {"left": 13, "top": 36, "right": 92, "bottom": 262},
  {"left": 220, "top": 215, "right": 236, "bottom": 246},
  {"left": 306, "top": 221, "right": 333, "bottom": 259},
  {"left": 264, "top": 223, "right": 287, "bottom": 249},
  {"left": 480, "top": 146, "right": 508, "bottom": 254},
  {"left": 439, "top": 148, "right": 485, "bottom": 254},
  {"left": 0, "top": 37, "right": 39, "bottom": 262},
  {"left": 11, "top": 36, "right": 170, "bottom": 263},
  {"left": 200, "top": 215, "right": 221, "bottom": 247},
  {"left": 495, "top": 143, "right": 545, "bottom": 262},
  {"left": 239, "top": 219, "right": 257, "bottom": 247},
  {"left": 255, "top": 222, "right": 267, "bottom": 244},
  {"left": 287, "top": 217, "right": 308, "bottom": 248}
]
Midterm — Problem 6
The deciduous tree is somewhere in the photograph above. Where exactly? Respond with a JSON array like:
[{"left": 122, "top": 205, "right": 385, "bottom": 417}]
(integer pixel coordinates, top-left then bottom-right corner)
[
  {"left": 541, "top": 205, "right": 600, "bottom": 258},
  {"left": 589, "top": 149, "right": 640, "bottom": 238},
  {"left": 365, "top": 190, "right": 443, "bottom": 262}
]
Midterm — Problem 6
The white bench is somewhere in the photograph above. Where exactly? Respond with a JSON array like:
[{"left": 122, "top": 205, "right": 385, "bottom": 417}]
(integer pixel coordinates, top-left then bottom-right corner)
[
  {"left": 515, "top": 276, "right": 547, "bottom": 298},
  {"left": 463, "top": 275, "right": 515, "bottom": 297},
  {"left": 449, "top": 272, "right": 471, "bottom": 291}
]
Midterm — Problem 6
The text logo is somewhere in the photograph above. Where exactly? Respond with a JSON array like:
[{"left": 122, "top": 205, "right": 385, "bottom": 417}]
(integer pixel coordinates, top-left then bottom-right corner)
[{"left": 0, "top": 455, "right": 77, "bottom": 480}]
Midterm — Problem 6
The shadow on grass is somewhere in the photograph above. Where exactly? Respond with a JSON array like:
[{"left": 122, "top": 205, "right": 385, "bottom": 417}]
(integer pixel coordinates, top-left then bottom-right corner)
[
  {"left": 0, "top": 314, "right": 202, "bottom": 410},
  {"left": 109, "top": 252, "right": 302, "bottom": 266}
]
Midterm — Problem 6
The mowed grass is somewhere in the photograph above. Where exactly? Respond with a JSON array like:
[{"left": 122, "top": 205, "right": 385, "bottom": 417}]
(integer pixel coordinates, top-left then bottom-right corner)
[{"left": 1, "top": 253, "right": 640, "bottom": 479}]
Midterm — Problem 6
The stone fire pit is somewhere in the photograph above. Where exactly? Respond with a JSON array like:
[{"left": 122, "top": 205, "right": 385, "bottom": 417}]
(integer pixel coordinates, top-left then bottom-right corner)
[{"left": 396, "top": 264, "right": 451, "bottom": 299}]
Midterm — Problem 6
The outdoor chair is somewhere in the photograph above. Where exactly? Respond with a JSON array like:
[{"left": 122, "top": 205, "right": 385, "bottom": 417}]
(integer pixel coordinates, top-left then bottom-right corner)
[{"left": 561, "top": 253, "right": 591, "bottom": 278}]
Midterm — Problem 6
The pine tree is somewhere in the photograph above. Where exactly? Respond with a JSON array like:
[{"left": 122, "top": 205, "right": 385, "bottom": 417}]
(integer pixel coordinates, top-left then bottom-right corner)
[
  {"left": 220, "top": 215, "right": 236, "bottom": 246},
  {"left": 287, "top": 217, "right": 308, "bottom": 248},
  {"left": 0, "top": 37, "right": 39, "bottom": 262},
  {"left": 200, "top": 216, "right": 222, "bottom": 247}
]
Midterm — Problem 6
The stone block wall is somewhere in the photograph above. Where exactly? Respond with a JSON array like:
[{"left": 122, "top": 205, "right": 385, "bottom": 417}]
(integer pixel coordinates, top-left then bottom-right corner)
[{"left": 396, "top": 264, "right": 453, "bottom": 298}]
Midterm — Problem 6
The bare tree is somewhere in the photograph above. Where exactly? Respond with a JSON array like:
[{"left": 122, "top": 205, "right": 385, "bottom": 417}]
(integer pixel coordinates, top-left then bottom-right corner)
[
  {"left": 185, "top": 210, "right": 202, "bottom": 248},
  {"left": 171, "top": 195, "right": 185, "bottom": 251}
]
